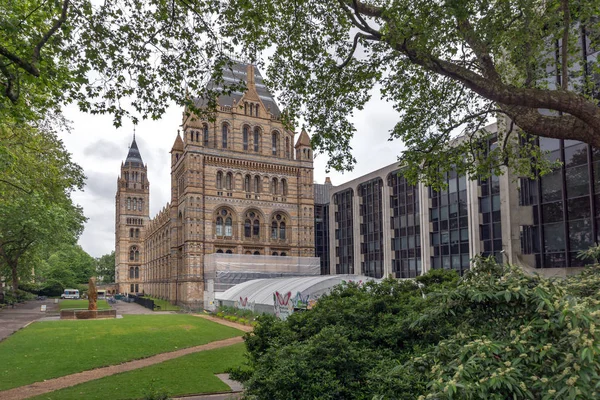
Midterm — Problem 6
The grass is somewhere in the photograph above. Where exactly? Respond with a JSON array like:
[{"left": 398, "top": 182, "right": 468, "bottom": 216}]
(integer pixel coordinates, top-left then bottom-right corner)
[
  {"left": 32, "top": 342, "right": 247, "bottom": 400},
  {"left": 0, "top": 315, "right": 243, "bottom": 391},
  {"left": 144, "top": 296, "right": 181, "bottom": 311},
  {"left": 59, "top": 300, "right": 111, "bottom": 310}
]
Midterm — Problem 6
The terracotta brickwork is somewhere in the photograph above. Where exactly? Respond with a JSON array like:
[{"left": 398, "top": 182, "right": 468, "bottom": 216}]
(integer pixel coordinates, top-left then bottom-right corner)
[{"left": 115, "top": 63, "right": 315, "bottom": 306}]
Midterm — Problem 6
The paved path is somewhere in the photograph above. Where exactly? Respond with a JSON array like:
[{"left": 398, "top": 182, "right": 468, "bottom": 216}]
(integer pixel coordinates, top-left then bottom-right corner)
[
  {"left": 0, "top": 336, "right": 244, "bottom": 400},
  {"left": 0, "top": 300, "right": 59, "bottom": 342},
  {"left": 192, "top": 314, "right": 254, "bottom": 333}
]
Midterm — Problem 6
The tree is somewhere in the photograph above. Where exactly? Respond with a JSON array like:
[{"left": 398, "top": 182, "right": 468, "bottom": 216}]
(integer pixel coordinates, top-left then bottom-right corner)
[
  {"left": 4, "top": 1, "right": 600, "bottom": 186},
  {"left": 96, "top": 251, "right": 116, "bottom": 284},
  {"left": 0, "top": 0, "right": 240, "bottom": 126},
  {"left": 220, "top": 0, "right": 600, "bottom": 186},
  {"left": 0, "top": 121, "right": 85, "bottom": 295},
  {"left": 231, "top": 258, "right": 600, "bottom": 399}
]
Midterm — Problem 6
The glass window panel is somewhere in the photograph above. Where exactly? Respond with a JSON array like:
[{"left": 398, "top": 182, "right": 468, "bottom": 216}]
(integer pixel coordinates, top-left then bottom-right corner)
[
  {"left": 492, "top": 195, "right": 501, "bottom": 211},
  {"left": 568, "top": 197, "right": 591, "bottom": 220},
  {"left": 543, "top": 222, "right": 566, "bottom": 252},
  {"left": 564, "top": 143, "right": 588, "bottom": 168},
  {"left": 541, "top": 169, "right": 562, "bottom": 202},
  {"left": 565, "top": 165, "right": 589, "bottom": 197},
  {"left": 542, "top": 201, "right": 563, "bottom": 223},
  {"left": 569, "top": 218, "right": 593, "bottom": 251},
  {"left": 493, "top": 223, "right": 502, "bottom": 239}
]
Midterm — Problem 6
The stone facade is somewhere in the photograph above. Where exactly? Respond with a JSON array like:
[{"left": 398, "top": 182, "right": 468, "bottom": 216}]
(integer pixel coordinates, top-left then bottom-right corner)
[{"left": 115, "top": 63, "right": 315, "bottom": 305}]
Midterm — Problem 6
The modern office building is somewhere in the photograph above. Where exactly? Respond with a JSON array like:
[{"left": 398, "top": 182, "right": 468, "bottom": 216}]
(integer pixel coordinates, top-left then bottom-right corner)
[{"left": 323, "top": 122, "right": 594, "bottom": 278}]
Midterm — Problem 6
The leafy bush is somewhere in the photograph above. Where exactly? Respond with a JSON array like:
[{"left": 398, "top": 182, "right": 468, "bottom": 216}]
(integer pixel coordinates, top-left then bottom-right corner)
[{"left": 232, "top": 258, "right": 600, "bottom": 399}]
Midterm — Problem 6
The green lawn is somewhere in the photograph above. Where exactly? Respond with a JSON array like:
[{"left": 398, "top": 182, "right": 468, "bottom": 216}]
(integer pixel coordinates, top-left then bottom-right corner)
[
  {"left": 0, "top": 315, "right": 243, "bottom": 391},
  {"left": 32, "top": 342, "right": 247, "bottom": 400},
  {"left": 144, "top": 296, "right": 181, "bottom": 311},
  {"left": 59, "top": 300, "right": 111, "bottom": 310}
]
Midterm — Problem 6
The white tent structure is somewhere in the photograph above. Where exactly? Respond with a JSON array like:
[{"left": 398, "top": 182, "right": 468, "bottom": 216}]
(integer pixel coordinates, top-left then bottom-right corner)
[
  {"left": 203, "top": 253, "right": 321, "bottom": 310},
  {"left": 216, "top": 274, "right": 378, "bottom": 319}
]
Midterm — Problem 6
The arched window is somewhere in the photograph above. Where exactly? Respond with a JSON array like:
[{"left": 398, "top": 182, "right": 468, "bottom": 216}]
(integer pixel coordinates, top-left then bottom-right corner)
[
  {"left": 226, "top": 172, "right": 233, "bottom": 190},
  {"left": 190, "top": 130, "right": 194, "bottom": 142},
  {"left": 135, "top": 267, "right": 139, "bottom": 279},
  {"left": 129, "top": 267, "right": 134, "bottom": 278},
  {"left": 244, "top": 210, "right": 260, "bottom": 238},
  {"left": 282, "top": 179, "right": 288, "bottom": 196},
  {"left": 285, "top": 137, "right": 290, "bottom": 158},
  {"left": 253, "top": 220, "right": 260, "bottom": 236},
  {"left": 216, "top": 209, "right": 234, "bottom": 237},
  {"left": 253, "top": 127, "right": 260, "bottom": 152},
  {"left": 203, "top": 124, "right": 209, "bottom": 146},
  {"left": 280, "top": 221, "right": 286, "bottom": 240},
  {"left": 244, "top": 102, "right": 248, "bottom": 115},
  {"left": 216, "top": 249, "right": 224, "bottom": 254},
  {"left": 255, "top": 104, "right": 259, "bottom": 117},
  {"left": 135, "top": 250, "right": 139, "bottom": 261},
  {"left": 253, "top": 251, "right": 260, "bottom": 255},
  {"left": 130, "top": 284, "right": 135, "bottom": 292},
  {"left": 280, "top": 252, "right": 287, "bottom": 256},
  {"left": 250, "top": 103, "right": 254, "bottom": 116},
  {"left": 225, "top": 217, "right": 232, "bottom": 237},
  {"left": 272, "top": 178, "right": 278, "bottom": 194},
  {"left": 272, "top": 252, "right": 278, "bottom": 256},
  {"left": 134, "top": 198, "right": 138, "bottom": 211},
  {"left": 222, "top": 124, "right": 228, "bottom": 148},
  {"left": 244, "top": 219, "right": 251, "bottom": 238},
  {"left": 127, "top": 197, "right": 131, "bottom": 210},
  {"left": 139, "top": 199, "right": 143, "bottom": 210},
  {"left": 254, "top": 175, "right": 261, "bottom": 193},
  {"left": 129, "top": 228, "right": 134, "bottom": 238},
  {"left": 226, "top": 249, "right": 233, "bottom": 254},
  {"left": 196, "top": 130, "right": 200, "bottom": 142},
  {"left": 129, "top": 249, "right": 134, "bottom": 261},
  {"left": 271, "top": 213, "right": 287, "bottom": 241},
  {"left": 216, "top": 171, "right": 223, "bottom": 189},
  {"left": 272, "top": 132, "right": 278, "bottom": 156},
  {"left": 216, "top": 216, "right": 223, "bottom": 236},
  {"left": 135, "top": 228, "right": 140, "bottom": 238},
  {"left": 244, "top": 175, "right": 251, "bottom": 192},
  {"left": 135, "top": 284, "right": 139, "bottom": 293},
  {"left": 243, "top": 126, "right": 249, "bottom": 150}
]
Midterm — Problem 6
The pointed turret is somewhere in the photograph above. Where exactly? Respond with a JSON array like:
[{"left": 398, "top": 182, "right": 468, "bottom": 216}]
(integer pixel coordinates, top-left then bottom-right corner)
[
  {"left": 125, "top": 135, "right": 144, "bottom": 167},
  {"left": 295, "top": 129, "right": 312, "bottom": 161},
  {"left": 170, "top": 130, "right": 184, "bottom": 166}
]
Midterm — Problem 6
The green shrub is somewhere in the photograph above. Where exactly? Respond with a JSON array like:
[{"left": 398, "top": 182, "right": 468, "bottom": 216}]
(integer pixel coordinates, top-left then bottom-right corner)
[{"left": 233, "top": 258, "right": 600, "bottom": 399}]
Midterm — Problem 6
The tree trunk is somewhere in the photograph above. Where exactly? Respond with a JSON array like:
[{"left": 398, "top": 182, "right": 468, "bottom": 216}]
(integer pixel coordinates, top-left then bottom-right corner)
[{"left": 10, "top": 261, "right": 18, "bottom": 297}]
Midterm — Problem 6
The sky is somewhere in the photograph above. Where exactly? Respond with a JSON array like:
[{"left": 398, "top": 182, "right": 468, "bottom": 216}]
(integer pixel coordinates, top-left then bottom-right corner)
[{"left": 59, "top": 85, "right": 407, "bottom": 258}]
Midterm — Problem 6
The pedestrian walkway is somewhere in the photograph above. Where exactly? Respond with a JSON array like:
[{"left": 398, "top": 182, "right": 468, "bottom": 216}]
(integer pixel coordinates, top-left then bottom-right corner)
[
  {"left": 0, "top": 336, "right": 244, "bottom": 400},
  {"left": 110, "top": 299, "right": 175, "bottom": 315},
  {"left": 0, "top": 300, "right": 58, "bottom": 342},
  {"left": 192, "top": 314, "right": 254, "bottom": 333}
]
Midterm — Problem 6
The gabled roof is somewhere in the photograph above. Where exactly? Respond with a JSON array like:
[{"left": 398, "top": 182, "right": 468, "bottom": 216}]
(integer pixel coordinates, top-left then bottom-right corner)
[
  {"left": 171, "top": 132, "right": 184, "bottom": 152},
  {"left": 193, "top": 62, "right": 282, "bottom": 117},
  {"left": 295, "top": 129, "right": 311, "bottom": 148},
  {"left": 124, "top": 136, "right": 144, "bottom": 167}
]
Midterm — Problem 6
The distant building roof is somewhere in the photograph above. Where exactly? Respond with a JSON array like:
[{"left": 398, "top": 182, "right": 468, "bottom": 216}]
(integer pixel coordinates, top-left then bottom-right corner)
[
  {"left": 314, "top": 177, "right": 333, "bottom": 205},
  {"left": 193, "top": 62, "right": 282, "bottom": 118},
  {"left": 124, "top": 136, "right": 144, "bottom": 167}
]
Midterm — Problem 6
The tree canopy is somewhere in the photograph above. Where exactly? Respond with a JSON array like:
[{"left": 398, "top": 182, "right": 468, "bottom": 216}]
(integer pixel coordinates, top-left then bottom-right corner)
[
  {"left": 231, "top": 259, "right": 600, "bottom": 399},
  {"left": 96, "top": 251, "right": 115, "bottom": 284},
  {"left": 0, "top": 120, "right": 85, "bottom": 295},
  {"left": 3, "top": 0, "right": 600, "bottom": 185}
]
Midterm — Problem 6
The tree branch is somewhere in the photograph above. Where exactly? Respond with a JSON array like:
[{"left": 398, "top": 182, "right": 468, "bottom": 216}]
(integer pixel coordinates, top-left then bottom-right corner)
[
  {"left": 560, "top": 0, "right": 570, "bottom": 90},
  {"left": 32, "top": 0, "right": 70, "bottom": 66},
  {"left": 337, "top": 32, "right": 377, "bottom": 69}
]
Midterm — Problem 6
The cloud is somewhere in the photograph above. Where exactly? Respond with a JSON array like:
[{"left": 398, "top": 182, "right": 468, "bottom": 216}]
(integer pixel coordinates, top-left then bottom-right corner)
[{"left": 83, "top": 139, "right": 123, "bottom": 160}]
